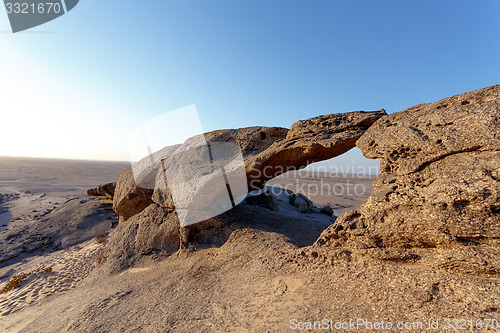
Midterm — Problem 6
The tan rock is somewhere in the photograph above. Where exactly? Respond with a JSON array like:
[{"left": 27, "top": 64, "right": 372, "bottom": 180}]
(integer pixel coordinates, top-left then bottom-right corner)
[
  {"left": 112, "top": 167, "right": 154, "bottom": 218},
  {"left": 151, "top": 127, "right": 288, "bottom": 213},
  {"left": 246, "top": 110, "right": 387, "bottom": 189},
  {"left": 114, "top": 112, "right": 386, "bottom": 222},
  {"left": 102, "top": 204, "right": 181, "bottom": 272},
  {"left": 87, "top": 182, "right": 116, "bottom": 200},
  {"left": 315, "top": 85, "right": 500, "bottom": 277}
]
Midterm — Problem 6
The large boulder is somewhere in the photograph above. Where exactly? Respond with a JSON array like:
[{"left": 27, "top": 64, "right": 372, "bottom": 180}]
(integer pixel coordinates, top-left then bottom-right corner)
[
  {"left": 101, "top": 204, "right": 182, "bottom": 272},
  {"left": 150, "top": 127, "right": 288, "bottom": 223},
  {"left": 112, "top": 167, "right": 154, "bottom": 219},
  {"left": 314, "top": 85, "right": 500, "bottom": 276},
  {"left": 113, "top": 145, "right": 181, "bottom": 219},
  {"left": 115, "top": 127, "right": 287, "bottom": 219}
]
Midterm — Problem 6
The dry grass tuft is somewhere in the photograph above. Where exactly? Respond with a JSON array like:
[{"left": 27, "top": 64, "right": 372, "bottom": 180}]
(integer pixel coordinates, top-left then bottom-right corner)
[
  {"left": 0, "top": 272, "right": 31, "bottom": 294},
  {"left": 0, "top": 267, "right": 54, "bottom": 294}
]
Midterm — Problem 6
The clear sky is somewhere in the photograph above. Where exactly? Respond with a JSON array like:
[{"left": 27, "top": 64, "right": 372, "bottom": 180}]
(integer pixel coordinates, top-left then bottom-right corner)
[{"left": 0, "top": 1, "right": 499, "bottom": 170}]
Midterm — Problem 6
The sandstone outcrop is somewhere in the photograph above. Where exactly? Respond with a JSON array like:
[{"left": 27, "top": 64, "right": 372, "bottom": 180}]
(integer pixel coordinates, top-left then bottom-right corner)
[
  {"left": 87, "top": 182, "right": 116, "bottom": 200},
  {"left": 105, "top": 111, "right": 386, "bottom": 270},
  {"left": 113, "top": 145, "right": 181, "bottom": 219},
  {"left": 113, "top": 111, "right": 386, "bottom": 222},
  {"left": 114, "top": 127, "right": 288, "bottom": 220},
  {"left": 314, "top": 85, "right": 500, "bottom": 277}
]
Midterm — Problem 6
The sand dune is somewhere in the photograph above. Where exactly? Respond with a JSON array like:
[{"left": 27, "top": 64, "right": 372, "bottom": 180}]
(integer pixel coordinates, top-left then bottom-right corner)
[{"left": 0, "top": 238, "right": 106, "bottom": 317}]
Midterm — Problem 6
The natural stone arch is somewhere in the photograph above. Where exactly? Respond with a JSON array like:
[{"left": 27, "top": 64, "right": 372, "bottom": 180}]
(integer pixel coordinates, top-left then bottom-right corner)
[{"left": 102, "top": 110, "right": 387, "bottom": 272}]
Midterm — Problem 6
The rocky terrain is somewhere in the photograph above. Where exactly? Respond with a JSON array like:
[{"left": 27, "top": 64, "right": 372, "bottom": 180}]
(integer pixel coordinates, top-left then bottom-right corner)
[
  {"left": 1, "top": 86, "right": 499, "bottom": 332},
  {"left": 101, "top": 110, "right": 386, "bottom": 273},
  {"left": 313, "top": 84, "right": 500, "bottom": 278}
]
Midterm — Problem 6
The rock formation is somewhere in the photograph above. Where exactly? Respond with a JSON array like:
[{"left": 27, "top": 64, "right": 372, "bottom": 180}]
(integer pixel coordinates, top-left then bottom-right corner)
[
  {"left": 293, "top": 193, "right": 314, "bottom": 213},
  {"left": 87, "top": 182, "right": 116, "bottom": 200},
  {"left": 245, "top": 190, "right": 280, "bottom": 212},
  {"left": 245, "top": 110, "right": 387, "bottom": 189},
  {"left": 113, "top": 127, "right": 288, "bottom": 221},
  {"left": 113, "top": 110, "right": 385, "bottom": 222},
  {"left": 103, "top": 110, "right": 385, "bottom": 270},
  {"left": 314, "top": 85, "right": 500, "bottom": 277}
]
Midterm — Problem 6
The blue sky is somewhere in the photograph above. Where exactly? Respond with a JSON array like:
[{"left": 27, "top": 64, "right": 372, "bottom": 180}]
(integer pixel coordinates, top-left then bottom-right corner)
[{"left": 0, "top": 0, "right": 499, "bottom": 169}]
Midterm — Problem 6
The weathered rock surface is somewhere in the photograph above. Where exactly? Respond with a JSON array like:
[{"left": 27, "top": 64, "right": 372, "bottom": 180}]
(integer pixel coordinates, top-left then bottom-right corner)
[
  {"left": 293, "top": 193, "right": 313, "bottom": 213},
  {"left": 315, "top": 85, "right": 500, "bottom": 277},
  {"left": 87, "top": 182, "right": 116, "bottom": 200},
  {"left": 115, "top": 127, "right": 287, "bottom": 219},
  {"left": 113, "top": 110, "right": 386, "bottom": 223},
  {"left": 113, "top": 167, "right": 154, "bottom": 219},
  {"left": 106, "top": 110, "right": 385, "bottom": 269},
  {"left": 245, "top": 190, "right": 280, "bottom": 212},
  {"left": 320, "top": 205, "right": 334, "bottom": 217},
  {"left": 115, "top": 111, "right": 385, "bottom": 222},
  {"left": 113, "top": 145, "right": 181, "bottom": 219},
  {"left": 204, "top": 126, "right": 289, "bottom": 158},
  {"left": 102, "top": 184, "right": 337, "bottom": 272},
  {"left": 102, "top": 204, "right": 182, "bottom": 272},
  {"left": 246, "top": 110, "right": 387, "bottom": 189}
]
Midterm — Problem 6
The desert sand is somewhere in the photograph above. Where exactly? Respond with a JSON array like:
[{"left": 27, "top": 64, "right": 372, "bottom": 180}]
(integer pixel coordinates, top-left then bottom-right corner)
[
  {"left": 0, "top": 159, "right": 499, "bottom": 332},
  {"left": 0, "top": 157, "right": 128, "bottom": 322},
  {"left": 0, "top": 156, "right": 372, "bottom": 331},
  {"left": 1, "top": 82, "right": 499, "bottom": 333}
]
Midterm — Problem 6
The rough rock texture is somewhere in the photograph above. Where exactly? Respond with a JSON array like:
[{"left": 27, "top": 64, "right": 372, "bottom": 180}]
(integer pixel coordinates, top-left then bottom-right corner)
[
  {"left": 315, "top": 85, "right": 500, "bottom": 277},
  {"left": 320, "top": 205, "right": 334, "bottom": 217},
  {"left": 116, "top": 127, "right": 287, "bottom": 218},
  {"left": 293, "top": 193, "right": 313, "bottom": 213},
  {"left": 114, "top": 111, "right": 385, "bottom": 222},
  {"left": 245, "top": 190, "right": 280, "bottom": 212},
  {"left": 87, "top": 182, "right": 116, "bottom": 200},
  {"left": 103, "top": 187, "right": 336, "bottom": 272},
  {"left": 246, "top": 110, "right": 387, "bottom": 189},
  {"left": 106, "top": 110, "right": 386, "bottom": 270},
  {"left": 113, "top": 145, "right": 181, "bottom": 219},
  {"left": 204, "top": 126, "right": 289, "bottom": 158},
  {"left": 112, "top": 167, "right": 154, "bottom": 219},
  {"left": 102, "top": 204, "right": 182, "bottom": 272}
]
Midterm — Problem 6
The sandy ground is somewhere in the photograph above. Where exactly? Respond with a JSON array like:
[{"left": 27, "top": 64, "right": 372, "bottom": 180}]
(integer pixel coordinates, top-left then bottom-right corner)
[
  {"left": 0, "top": 157, "right": 382, "bottom": 332},
  {"left": 0, "top": 239, "right": 106, "bottom": 317},
  {"left": 3, "top": 228, "right": 500, "bottom": 333},
  {"left": 1, "top": 158, "right": 499, "bottom": 332},
  {"left": 0, "top": 156, "right": 128, "bottom": 233},
  {"left": 0, "top": 157, "right": 128, "bottom": 323}
]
